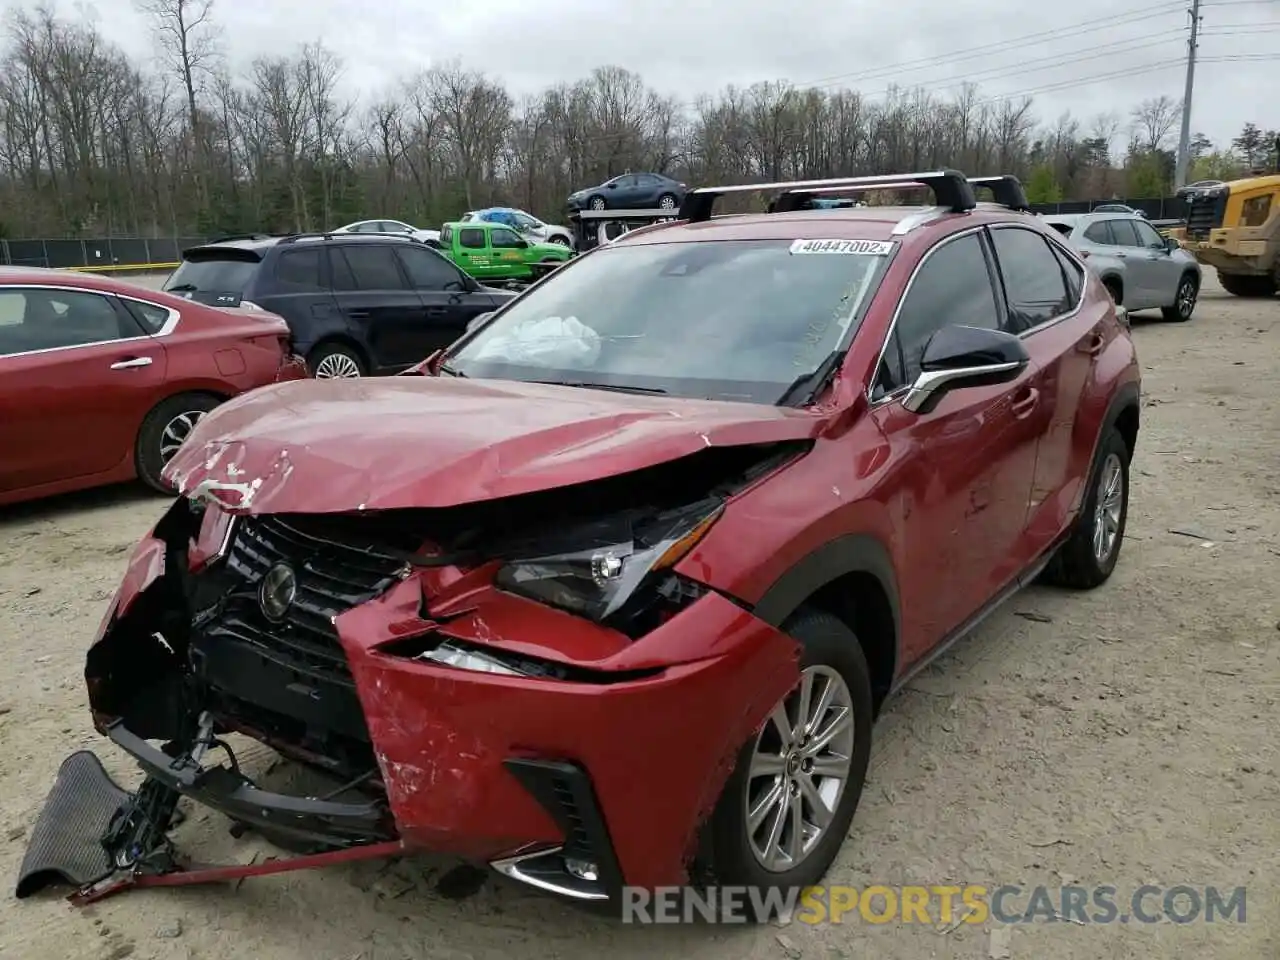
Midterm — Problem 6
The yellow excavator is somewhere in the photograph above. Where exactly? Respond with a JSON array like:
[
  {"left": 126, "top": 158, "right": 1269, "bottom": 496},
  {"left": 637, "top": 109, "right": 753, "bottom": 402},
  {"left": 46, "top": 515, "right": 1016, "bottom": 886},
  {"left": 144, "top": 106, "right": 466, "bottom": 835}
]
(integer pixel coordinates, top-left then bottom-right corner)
[{"left": 1167, "top": 138, "right": 1280, "bottom": 297}]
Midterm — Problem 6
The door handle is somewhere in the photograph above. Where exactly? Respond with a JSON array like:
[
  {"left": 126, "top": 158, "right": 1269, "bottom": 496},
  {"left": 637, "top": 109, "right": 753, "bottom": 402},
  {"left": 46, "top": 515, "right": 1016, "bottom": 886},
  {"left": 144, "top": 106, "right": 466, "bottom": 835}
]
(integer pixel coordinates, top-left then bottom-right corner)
[
  {"left": 347, "top": 310, "right": 371, "bottom": 320},
  {"left": 1011, "top": 387, "right": 1040, "bottom": 418},
  {"left": 1080, "top": 330, "right": 1106, "bottom": 355},
  {"left": 110, "top": 356, "right": 153, "bottom": 370},
  {"left": 426, "top": 308, "right": 447, "bottom": 317}
]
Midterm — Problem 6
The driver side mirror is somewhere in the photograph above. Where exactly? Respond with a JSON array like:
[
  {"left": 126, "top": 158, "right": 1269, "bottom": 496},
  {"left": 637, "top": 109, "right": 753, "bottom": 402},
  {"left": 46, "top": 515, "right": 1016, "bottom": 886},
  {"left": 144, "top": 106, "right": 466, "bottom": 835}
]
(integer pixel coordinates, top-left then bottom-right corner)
[
  {"left": 902, "top": 325, "right": 1030, "bottom": 415},
  {"left": 1164, "top": 236, "right": 1181, "bottom": 252},
  {"left": 466, "top": 311, "right": 493, "bottom": 334}
]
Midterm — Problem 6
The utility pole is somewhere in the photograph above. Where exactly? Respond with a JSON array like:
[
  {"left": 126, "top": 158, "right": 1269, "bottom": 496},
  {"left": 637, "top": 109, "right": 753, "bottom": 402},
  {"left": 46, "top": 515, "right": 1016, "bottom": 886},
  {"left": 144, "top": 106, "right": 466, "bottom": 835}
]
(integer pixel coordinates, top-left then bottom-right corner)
[{"left": 1174, "top": 0, "right": 1202, "bottom": 189}]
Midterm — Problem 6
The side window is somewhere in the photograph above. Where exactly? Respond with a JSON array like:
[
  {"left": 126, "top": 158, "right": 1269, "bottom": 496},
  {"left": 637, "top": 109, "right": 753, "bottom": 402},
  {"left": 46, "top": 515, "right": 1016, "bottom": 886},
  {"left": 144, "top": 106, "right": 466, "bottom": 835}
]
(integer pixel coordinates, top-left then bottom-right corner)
[
  {"left": 1047, "top": 241, "right": 1085, "bottom": 304},
  {"left": 274, "top": 248, "right": 324, "bottom": 290},
  {"left": 876, "top": 233, "right": 1000, "bottom": 394},
  {"left": 337, "top": 245, "right": 406, "bottom": 290},
  {"left": 490, "top": 228, "right": 524, "bottom": 249},
  {"left": 1083, "top": 222, "right": 1112, "bottom": 245},
  {"left": 395, "top": 246, "right": 461, "bottom": 291},
  {"left": 1132, "top": 220, "right": 1167, "bottom": 248},
  {"left": 440, "top": 225, "right": 453, "bottom": 245},
  {"left": 0, "top": 287, "right": 133, "bottom": 356},
  {"left": 990, "top": 227, "right": 1071, "bottom": 334},
  {"left": 459, "top": 228, "right": 486, "bottom": 249},
  {"left": 122, "top": 299, "right": 174, "bottom": 334},
  {"left": 1107, "top": 219, "right": 1141, "bottom": 247}
]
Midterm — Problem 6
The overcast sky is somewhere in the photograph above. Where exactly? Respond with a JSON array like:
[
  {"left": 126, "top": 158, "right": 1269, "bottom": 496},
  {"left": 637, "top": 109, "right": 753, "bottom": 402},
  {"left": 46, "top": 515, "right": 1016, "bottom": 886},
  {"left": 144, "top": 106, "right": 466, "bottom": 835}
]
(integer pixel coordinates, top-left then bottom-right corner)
[{"left": 47, "top": 0, "right": 1280, "bottom": 149}]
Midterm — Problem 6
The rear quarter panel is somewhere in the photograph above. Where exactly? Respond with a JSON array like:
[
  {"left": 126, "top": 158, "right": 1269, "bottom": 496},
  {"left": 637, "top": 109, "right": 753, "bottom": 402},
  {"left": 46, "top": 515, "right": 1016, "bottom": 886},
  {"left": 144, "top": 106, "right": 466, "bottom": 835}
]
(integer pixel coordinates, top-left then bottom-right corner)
[{"left": 163, "top": 304, "right": 294, "bottom": 396}]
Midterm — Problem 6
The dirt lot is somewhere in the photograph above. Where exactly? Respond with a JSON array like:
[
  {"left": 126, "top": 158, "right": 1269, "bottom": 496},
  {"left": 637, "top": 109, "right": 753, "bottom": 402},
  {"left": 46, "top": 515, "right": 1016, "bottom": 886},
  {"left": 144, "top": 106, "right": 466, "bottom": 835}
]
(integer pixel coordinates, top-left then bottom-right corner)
[{"left": 0, "top": 273, "right": 1276, "bottom": 960}]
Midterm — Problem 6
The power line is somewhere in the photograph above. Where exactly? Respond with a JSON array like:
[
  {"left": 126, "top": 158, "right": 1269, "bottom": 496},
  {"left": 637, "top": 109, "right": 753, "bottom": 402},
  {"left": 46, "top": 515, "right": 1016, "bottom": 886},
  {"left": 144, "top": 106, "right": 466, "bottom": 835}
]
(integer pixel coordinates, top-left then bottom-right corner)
[
  {"left": 972, "top": 60, "right": 1186, "bottom": 105},
  {"left": 829, "top": 37, "right": 1186, "bottom": 104},
  {"left": 798, "top": 2, "right": 1185, "bottom": 90}
]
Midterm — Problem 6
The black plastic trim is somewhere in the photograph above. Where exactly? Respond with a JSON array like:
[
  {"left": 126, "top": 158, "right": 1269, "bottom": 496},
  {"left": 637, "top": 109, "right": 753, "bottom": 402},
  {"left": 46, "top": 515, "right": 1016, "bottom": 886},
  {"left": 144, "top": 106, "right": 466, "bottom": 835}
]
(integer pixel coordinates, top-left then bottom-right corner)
[
  {"left": 105, "top": 721, "right": 393, "bottom": 848},
  {"left": 502, "top": 758, "right": 625, "bottom": 898},
  {"left": 750, "top": 533, "right": 902, "bottom": 671}
]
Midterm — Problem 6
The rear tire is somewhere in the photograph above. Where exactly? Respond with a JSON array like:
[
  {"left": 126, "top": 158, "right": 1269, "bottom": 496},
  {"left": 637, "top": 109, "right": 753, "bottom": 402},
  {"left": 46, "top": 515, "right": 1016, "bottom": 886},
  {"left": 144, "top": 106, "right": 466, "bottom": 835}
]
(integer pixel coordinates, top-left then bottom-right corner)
[
  {"left": 1161, "top": 272, "right": 1198, "bottom": 321},
  {"left": 1218, "top": 270, "right": 1276, "bottom": 297},
  {"left": 309, "top": 342, "right": 365, "bottom": 379},
  {"left": 657, "top": 193, "right": 678, "bottom": 210},
  {"left": 135, "top": 393, "right": 222, "bottom": 493},
  {"left": 547, "top": 235, "right": 570, "bottom": 246},
  {"left": 1042, "top": 427, "right": 1130, "bottom": 589},
  {"left": 697, "top": 608, "right": 873, "bottom": 921}
]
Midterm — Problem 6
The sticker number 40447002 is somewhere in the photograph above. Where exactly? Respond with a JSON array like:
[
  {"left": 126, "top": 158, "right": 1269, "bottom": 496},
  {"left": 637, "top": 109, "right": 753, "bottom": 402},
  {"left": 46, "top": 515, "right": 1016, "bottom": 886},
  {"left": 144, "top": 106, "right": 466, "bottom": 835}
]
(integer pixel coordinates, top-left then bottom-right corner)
[{"left": 789, "top": 238, "right": 896, "bottom": 256}]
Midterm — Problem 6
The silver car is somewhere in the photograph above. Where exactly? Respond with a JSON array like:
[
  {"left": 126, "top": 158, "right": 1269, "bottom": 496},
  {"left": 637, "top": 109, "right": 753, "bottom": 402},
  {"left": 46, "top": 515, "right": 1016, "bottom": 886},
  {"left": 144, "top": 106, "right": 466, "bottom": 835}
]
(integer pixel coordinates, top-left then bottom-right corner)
[{"left": 1043, "top": 212, "right": 1201, "bottom": 321}]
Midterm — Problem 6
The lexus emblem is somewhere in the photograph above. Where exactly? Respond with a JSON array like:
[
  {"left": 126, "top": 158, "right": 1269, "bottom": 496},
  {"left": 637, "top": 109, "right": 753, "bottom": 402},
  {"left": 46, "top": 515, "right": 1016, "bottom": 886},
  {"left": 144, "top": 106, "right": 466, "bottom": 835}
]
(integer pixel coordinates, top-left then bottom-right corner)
[{"left": 259, "top": 562, "right": 296, "bottom": 622}]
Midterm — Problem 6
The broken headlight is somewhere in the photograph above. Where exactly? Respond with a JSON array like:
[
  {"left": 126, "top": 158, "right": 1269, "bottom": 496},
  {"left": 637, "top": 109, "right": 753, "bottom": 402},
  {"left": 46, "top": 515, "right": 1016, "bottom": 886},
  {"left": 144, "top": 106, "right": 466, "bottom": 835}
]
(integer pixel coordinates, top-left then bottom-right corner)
[{"left": 494, "top": 499, "right": 722, "bottom": 622}]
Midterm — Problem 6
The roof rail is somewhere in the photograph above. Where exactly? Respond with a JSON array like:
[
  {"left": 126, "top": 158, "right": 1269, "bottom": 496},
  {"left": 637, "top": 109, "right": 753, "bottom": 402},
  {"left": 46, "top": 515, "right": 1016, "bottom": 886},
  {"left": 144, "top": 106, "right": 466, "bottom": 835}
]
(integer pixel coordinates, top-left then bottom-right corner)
[
  {"left": 208, "top": 232, "right": 275, "bottom": 243},
  {"left": 967, "top": 176, "right": 1030, "bottom": 211},
  {"left": 276, "top": 231, "right": 425, "bottom": 245},
  {"left": 679, "top": 170, "right": 976, "bottom": 222}
]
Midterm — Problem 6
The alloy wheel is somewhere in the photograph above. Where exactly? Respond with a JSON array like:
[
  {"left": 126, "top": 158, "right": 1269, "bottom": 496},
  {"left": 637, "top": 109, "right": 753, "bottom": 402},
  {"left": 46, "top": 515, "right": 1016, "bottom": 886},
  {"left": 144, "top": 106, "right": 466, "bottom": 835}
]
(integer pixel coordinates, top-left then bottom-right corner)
[
  {"left": 1092, "top": 452, "right": 1124, "bottom": 562},
  {"left": 589, "top": 197, "right": 606, "bottom": 211},
  {"left": 1177, "top": 279, "right": 1197, "bottom": 318},
  {"left": 744, "top": 665, "right": 855, "bottom": 873},
  {"left": 314, "top": 353, "right": 362, "bottom": 379},
  {"left": 659, "top": 195, "right": 677, "bottom": 209},
  {"left": 159, "top": 410, "right": 206, "bottom": 462}
]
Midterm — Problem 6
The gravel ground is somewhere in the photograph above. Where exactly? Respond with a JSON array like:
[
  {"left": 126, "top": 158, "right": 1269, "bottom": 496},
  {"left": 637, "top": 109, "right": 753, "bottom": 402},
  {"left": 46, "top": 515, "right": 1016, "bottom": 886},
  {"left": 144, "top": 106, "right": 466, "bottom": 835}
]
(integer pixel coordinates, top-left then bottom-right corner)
[{"left": 0, "top": 273, "right": 1276, "bottom": 960}]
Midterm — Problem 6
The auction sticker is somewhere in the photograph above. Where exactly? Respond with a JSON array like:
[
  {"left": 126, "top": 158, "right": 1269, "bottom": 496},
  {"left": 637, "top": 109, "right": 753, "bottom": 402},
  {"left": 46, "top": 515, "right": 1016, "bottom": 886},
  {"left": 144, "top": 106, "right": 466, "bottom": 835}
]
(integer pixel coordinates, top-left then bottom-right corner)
[{"left": 790, "top": 238, "right": 895, "bottom": 255}]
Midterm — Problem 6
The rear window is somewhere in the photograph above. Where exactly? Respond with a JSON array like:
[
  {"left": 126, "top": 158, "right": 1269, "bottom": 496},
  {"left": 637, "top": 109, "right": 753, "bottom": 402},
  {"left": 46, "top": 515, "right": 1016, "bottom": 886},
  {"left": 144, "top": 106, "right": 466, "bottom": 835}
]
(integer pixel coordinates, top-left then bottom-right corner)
[
  {"left": 165, "top": 251, "right": 260, "bottom": 299},
  {"left": 1045, "top": 222, "right": 1074, "bottom": 237}
]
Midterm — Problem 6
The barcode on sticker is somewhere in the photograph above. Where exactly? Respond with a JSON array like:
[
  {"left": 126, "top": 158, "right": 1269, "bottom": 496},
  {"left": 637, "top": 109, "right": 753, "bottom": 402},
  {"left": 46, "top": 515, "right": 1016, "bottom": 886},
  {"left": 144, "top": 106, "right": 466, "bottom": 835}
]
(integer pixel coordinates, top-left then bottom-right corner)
[{"left": 790, "top": 239, "right": 895, "bottom": 256}]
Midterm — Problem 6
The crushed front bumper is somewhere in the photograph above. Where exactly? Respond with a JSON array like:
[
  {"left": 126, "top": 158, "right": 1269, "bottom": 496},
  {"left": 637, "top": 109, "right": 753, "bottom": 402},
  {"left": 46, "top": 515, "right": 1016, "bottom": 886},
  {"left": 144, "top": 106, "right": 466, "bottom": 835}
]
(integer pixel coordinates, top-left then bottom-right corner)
[
  {"left": 338, "top": 580, "right": 799, "bottom": 894},
  {"left": 79, "top": 527, "right": 801, "bottom": 902}
]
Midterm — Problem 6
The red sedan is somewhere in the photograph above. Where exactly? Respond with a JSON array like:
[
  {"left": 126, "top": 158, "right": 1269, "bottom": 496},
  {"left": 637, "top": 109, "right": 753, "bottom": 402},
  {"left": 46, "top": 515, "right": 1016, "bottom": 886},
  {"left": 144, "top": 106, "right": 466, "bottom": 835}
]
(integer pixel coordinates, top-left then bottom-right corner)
[{"left": 0, "top": 267, "right": 306, "bottom": 506}]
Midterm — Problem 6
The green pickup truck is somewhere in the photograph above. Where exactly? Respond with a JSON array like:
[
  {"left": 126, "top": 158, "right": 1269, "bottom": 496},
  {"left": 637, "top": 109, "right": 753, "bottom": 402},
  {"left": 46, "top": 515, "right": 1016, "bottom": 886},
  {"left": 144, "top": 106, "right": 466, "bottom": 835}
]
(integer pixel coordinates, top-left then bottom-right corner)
[{"left": 437, "top": 220, "right": 571, "bottom": 282}]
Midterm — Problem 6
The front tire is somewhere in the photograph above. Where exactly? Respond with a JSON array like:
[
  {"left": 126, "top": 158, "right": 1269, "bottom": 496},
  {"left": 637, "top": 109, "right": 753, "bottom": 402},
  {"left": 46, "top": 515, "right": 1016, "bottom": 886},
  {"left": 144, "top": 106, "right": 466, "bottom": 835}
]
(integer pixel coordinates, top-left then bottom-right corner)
[
  {"left": 588, "top": 196, "right": 607, "bottom": 211},
  {"left": 1042, "top": 427, "right": 1130, "bottom": 589},
  {"left": 699, "top": 609, "right": 873, "bottom": 919},
  {"left": 1161, "top": 273, "right": 1198, "bottom": 321},
  {"left": 135, "top": 393, "right": 222, "bottom": 493}
]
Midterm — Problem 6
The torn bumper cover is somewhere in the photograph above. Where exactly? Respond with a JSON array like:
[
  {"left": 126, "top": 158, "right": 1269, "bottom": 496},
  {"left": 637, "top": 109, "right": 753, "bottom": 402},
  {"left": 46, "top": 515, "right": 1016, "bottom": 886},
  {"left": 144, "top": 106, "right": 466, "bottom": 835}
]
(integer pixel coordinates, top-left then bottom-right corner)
[{"left": 40, "top": 508, "right": 799, "bottom": 904}]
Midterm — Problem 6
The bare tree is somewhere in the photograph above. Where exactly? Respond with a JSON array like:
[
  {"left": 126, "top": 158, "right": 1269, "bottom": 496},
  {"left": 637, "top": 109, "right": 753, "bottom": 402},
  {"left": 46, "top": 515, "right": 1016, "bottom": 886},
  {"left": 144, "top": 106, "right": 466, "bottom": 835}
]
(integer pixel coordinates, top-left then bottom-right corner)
[
  {"left": 1131, "top": 96, "right": 1182, "bottom": 152},
  {"left": 135, "top": 0, "right": 220, "bottom": 212},
  {"left": 0, "top": 5, "right": 1256, "bottom": 240}
]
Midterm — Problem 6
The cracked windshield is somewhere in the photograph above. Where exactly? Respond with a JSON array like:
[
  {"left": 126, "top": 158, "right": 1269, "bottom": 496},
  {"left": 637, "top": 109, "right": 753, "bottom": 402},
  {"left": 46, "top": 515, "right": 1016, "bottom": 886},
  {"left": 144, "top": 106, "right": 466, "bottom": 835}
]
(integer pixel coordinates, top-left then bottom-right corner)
[{"left": 447, "top": 240, "right": 889, "bottom": 404}]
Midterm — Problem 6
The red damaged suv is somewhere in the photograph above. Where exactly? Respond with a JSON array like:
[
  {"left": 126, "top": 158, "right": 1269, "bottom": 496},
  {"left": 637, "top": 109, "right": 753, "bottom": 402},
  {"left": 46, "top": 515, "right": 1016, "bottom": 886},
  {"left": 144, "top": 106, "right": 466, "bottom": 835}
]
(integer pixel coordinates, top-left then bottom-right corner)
[{"left": 34, "top": 171, "right": 1140, "bottom": 909}]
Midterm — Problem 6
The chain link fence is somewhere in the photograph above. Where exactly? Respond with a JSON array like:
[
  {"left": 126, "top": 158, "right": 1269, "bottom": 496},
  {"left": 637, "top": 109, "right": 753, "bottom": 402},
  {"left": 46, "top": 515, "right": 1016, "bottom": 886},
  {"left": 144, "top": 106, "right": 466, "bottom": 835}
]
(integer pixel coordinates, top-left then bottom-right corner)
[
  {"left": 1026, "top": 196, "right": 1188, "bottom": 223},
  {"left": 0, "top": 237, "right": 208, "bottom": 272}
]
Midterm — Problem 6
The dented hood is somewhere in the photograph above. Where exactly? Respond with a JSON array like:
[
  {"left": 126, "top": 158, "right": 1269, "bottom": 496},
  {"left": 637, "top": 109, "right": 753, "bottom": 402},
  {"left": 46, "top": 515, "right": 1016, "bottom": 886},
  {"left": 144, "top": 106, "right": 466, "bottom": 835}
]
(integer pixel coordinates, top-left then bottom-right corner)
[{"left": 163, "top": 376, "right": 824, "bottom": 513}]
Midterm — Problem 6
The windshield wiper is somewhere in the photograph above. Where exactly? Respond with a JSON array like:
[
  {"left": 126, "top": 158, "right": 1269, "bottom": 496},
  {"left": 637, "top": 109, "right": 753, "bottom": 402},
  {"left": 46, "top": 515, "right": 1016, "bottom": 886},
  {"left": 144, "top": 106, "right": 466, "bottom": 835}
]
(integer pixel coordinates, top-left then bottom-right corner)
[
  {"left": 438, "top": 361, "right": 466, "bottom": 377},
  {"left": 530, "top": 379, "right": 667, "bottom": 395},
  {"left": 165, "top": 283, "right": 197, "bottom": 292},
  {"left": 776, "top": 349, "right": 847, "bottom": 407}
]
